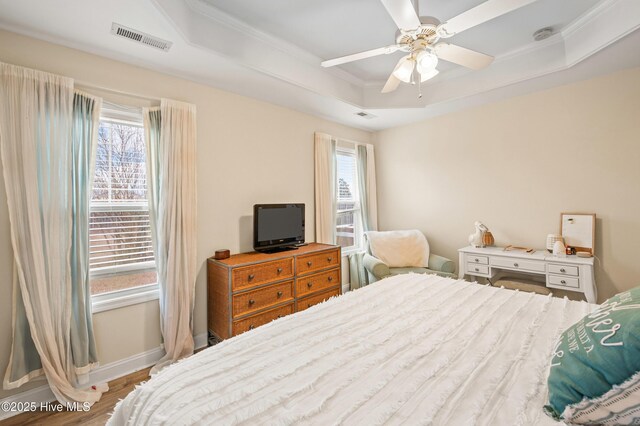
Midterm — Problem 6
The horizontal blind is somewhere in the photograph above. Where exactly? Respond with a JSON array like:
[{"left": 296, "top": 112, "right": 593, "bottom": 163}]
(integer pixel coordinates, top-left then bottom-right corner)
[
  {"left": 90, "top": 119, "right": 154, "bottom": 273},
  {"left": 89, "top": 209, "right": 154, "bottom": 269}
]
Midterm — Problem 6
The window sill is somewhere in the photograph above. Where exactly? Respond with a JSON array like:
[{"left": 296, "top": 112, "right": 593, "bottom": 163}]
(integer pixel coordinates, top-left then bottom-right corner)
[{"left": 92, "top": 283, "right": 159, "bottom": 314}]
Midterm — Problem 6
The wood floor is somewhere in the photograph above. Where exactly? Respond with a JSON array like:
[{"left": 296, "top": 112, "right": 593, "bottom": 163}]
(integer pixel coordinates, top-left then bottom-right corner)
[{"left": 0, "top": 367, "right": 150, "bottom": 426}]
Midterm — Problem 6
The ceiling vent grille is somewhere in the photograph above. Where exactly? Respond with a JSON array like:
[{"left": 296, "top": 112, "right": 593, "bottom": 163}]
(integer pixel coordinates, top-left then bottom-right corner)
[
  {"left": 355, "top": 111, "right": 377, "bottom": 119},
  {"left": 111, "top": 23, "right": 172, "bottom": 52}
]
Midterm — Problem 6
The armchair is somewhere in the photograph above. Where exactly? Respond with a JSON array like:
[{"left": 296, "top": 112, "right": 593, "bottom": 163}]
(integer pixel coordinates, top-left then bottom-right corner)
[{"left": 362, "top": 231, "right": 456, "bottom": 283}]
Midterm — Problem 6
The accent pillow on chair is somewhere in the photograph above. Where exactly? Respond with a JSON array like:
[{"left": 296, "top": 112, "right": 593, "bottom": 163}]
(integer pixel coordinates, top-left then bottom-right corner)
[
  {"left": 544, "top": 285, "right": 640, "bottom": 425},
  {"left": 365, "top": 230, "right": 430, "bottom": 268}
]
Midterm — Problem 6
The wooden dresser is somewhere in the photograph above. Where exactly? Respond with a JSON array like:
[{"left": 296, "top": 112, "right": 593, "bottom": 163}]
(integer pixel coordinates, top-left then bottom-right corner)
[{"left": 207, "top": 243, "right": 341, "bottom": 341}]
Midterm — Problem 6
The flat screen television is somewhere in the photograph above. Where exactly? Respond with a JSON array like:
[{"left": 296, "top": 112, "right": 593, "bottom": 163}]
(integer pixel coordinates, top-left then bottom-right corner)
[{"left": 253, "top": 204, "right": 305, "bottom": 252}]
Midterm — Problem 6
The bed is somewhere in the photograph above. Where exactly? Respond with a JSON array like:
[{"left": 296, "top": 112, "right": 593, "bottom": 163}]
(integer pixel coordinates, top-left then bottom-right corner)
[{"left": 108, "top": 274, "right": 597, "bottom": 425}]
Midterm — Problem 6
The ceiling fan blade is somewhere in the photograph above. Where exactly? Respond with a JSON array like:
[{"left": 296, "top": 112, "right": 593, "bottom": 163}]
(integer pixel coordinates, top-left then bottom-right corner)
[
  {"left": 321, "top": 45, "right": 401, "bottom": 67},
  {"left": 379, "top": 0, "right": 421, "bottom": 30},
  {"left": 433, "top": 43, "right": 494, "bottom": 70},
  {"left": 381, "top": 56, "right": 408, "bottom": 93},
  {"left": 440, "top": 0, "right": 539, "bottom": 36},
  {"left": 381, "top": 73, "right": 401, "bottom": 93}
]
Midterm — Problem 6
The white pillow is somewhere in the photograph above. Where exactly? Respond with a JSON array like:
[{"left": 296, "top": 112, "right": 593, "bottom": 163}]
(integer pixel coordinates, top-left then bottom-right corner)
[{"left": 366, "top": 230, "right": 430, "bottom": 268}]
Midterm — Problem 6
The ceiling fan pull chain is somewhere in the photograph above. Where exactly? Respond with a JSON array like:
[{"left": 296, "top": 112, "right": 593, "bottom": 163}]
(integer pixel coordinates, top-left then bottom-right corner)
[{"left": 418, "top": 78, "right": 423, "bottom": 99}]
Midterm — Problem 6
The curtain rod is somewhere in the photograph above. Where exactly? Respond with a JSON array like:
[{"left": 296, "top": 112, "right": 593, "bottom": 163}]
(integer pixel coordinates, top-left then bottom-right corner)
[{"left": 74, "top": 79, "right": 161, "bottom": 103}]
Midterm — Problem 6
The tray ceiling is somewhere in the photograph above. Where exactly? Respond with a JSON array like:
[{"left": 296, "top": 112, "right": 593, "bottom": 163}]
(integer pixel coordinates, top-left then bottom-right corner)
[
  {"left": 0, "top": 0, "right": 638, "bottom": 130},
  {"left": 203, "top": 0, "right": 600, "bottom": 81}
]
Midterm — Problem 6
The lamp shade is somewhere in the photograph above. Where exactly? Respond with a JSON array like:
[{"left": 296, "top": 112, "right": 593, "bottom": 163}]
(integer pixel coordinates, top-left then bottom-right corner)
[
  {"left": 392, "top": 56, "right": 415, "bottom": 83},
  {"left": 416, "top": 50, "right": 438, "bottom": 71},
  {"left": 419, "top": 68, "right": 439, "bottom": 82}
]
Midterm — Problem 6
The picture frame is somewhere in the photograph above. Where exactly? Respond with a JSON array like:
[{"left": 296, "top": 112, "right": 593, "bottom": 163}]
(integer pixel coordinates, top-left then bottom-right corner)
[{"left": 560, "top": 213, "right": 595, "bottom": 255}]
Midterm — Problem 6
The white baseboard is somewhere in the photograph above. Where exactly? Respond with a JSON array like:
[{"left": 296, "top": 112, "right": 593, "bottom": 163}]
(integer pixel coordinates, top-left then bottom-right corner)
[{"left": 0, "top": 332, "right": 208, "bottom": 421}]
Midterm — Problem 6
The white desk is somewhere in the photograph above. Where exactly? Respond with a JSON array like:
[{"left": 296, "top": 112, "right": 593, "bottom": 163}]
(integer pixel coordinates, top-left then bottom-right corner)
[{"left": 458, "top": 246, "right": 597, "bottom": 303}]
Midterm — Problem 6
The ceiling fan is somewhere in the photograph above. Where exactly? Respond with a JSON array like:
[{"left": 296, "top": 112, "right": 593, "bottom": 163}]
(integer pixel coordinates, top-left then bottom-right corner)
[{"left": 321, "top": 0, "right": 538, "bottom": 95}]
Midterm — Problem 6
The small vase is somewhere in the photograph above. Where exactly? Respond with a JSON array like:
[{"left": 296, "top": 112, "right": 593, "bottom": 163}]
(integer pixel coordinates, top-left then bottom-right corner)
[
  {"left": 482, "top": 231, "right": 494, "bottom": 247},
  {"left": 546, "top": 234, "right": 563, "bottom": 253},
  {"left": 553, "top": 240, "right": 566, "bottom": 257}
]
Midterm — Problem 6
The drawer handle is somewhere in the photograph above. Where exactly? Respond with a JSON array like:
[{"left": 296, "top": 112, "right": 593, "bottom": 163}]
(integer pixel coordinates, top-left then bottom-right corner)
[
  {"left": 475, "top": 258, "right": 479, "bottom": 262},
  {"left": 277, "top": 267, "right": 283, "bottom": 273},
  {"left": 560, "top": 268, "right": 566, "bottom": 273},
  {"left": 513, "top": 263, "right": 519, "bottom": 268},
  {"left": 248, "top": 325, "right": 255, "bottom": 330},
  {"left": 328, "top": 276, "right": 333, "bottom": 282},
  {"left": 307, "top": 261, "right": 312, "bottom": 267},
  {"left": 475, "top": 268, "right": 479, "bottom": 272},
  {"left": 248, "top": 299, "right": 255, "bottom": 306},
  {"left": 277, "top": 291, "right": 283, "bottom": 298},
  {"left": 327, "top": 257, "right": 333, "bottom": 262},
  {"left": 561, "top": 280, "right": 567, "bottom": 284},
  {"left": 307, "top": 282, "right": 313, "bottom": 288},
  {"left": 248, "top": 274, "right": 255, "bottom": 281},
  {"left": 277, "top": 314, "right": 284, "bottom": 318}
]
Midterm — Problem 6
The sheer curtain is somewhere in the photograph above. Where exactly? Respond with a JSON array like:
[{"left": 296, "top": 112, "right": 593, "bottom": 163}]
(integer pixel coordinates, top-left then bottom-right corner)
[
  {"left": 357, "top": 144, "right": 378, "bottom": 232},
  {"left": 349, "top": 143, "right": 378, "bottom": 291},
  {"left": 0, "top": 63, "right": 103, "bottom": 404},
  {"left": 314, "top": 132, "right": 337, "bottom": 244},
  {"left": 143, "top": 99, "right": 197, "bottom": 374},
  {"left": 70, "top": 91, "right": 102, "bottom": 384}
]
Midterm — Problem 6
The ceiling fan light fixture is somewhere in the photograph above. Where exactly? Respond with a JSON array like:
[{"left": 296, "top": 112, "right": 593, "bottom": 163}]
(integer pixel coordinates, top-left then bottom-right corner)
[
  {"left": 392, "top": 56, "right": 415, "bottom": 83},
  {"left": 419, "top": 67, "right": 439, "bottom": 82},
  {"left": 416, "top": 50, "right": 438, "bottom": 71}
]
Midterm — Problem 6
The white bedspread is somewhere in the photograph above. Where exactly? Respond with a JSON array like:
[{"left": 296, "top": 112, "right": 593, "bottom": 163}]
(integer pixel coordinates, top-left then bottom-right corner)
[{"left": 109, "top": 274, "right": 597, "bottom": 426}]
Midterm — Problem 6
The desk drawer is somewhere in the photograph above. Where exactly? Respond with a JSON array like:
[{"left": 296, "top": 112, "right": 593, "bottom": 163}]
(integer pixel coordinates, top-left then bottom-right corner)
[
  {"left": 467, "top": 255, "right": 489, "bottom": 265},
  {"left": 548, "top": 275, "right": 580, "bottom": 289},
  {"left": 467, "top": 263, "right": 489, "bottom": 275},
  {"left": 548, "top": 264, "right": 579, "bottom": 277},
  {"left": 491, "top": 257, "right": 545, "bottom": 273}
]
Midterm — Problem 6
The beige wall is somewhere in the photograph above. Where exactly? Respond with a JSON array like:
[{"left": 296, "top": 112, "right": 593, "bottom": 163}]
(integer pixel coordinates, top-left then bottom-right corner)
[
  {"left": 0, "top": 30, "right": 371, "bottom": 399},
  {"left": 373, "top": 67, "right": 640, "bottom": 304}
]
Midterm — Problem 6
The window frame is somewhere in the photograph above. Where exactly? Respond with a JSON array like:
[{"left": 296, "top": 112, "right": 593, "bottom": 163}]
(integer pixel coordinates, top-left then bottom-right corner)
[
  {"left": 335, "top": 145, "right": 363, "bottom": 255},
  {"left": 90, "top": 104, "right": 159, "bottom": 312}
]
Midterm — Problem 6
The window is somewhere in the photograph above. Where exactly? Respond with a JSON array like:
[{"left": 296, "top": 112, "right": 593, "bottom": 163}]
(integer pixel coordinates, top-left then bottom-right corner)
[
  {"left": 90, "top": 113, "right": 157, "bottom": 296},
  {"left": 336, "top": 147, "right": 362, "bottom": 252}
]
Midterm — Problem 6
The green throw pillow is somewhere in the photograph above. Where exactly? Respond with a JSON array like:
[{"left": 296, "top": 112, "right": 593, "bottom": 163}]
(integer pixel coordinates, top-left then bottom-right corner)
[{"left": 544, "top": 286, "right": 640, "bottom": 425}]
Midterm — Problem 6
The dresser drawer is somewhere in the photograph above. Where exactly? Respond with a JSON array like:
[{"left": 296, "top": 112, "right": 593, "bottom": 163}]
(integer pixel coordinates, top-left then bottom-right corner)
[
  {"left": 491, "top": 257, "right": 545, "bottom": 273},
  {"left": 296, "top": 249, "right": 340, "bottom": 276},
  {"left": 232, "top": 281, "right": 293, "bottom": 318},
  {"left": 548, "top": 264, "right": 579, "bottom": 277},
  {"left": 467, "top": 263, "right": 489, "bottom": 275},
  {"left": 232, "top": 258, "right": 294, "bottom": 291},
  {"left": 297, "top": 288, "right": 340, "bottom": 312},
  {"left": 232, "top": 303, "right": 293, "bottom": 336},
  {"left": 548, "top": 275, "right": 580, "bottom": 289},
  {"left": 467, "top": 255, "right": 489, "bottom": 265},
  {"left": 296, "top": 269, "right": 340, "bottom": 296}
]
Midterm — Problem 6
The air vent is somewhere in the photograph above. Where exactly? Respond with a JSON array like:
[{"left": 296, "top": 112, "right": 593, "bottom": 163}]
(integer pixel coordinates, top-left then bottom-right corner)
[
  {"left": 111, "top": 23, "right": 172, "bottom": 52},
  {"left": 355, "top": 111, "right": 377, "bottom": 119}
]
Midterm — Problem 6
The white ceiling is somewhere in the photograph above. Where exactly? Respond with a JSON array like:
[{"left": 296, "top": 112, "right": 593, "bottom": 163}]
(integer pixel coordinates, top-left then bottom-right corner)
[
  {"left": 0, "top": 0, "right": 638, "bottom": 130},
  {"left": 203, "top": 0, "right": 600, "bottom": 81}
]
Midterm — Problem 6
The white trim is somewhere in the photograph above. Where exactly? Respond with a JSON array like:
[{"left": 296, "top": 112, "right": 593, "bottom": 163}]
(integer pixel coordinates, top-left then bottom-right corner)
[
  {"left": 91, "top": 283, "right": 160, "bottom": 314},
  {"left": 0, "top": 333, "right": 208, "bottom": 421}
]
